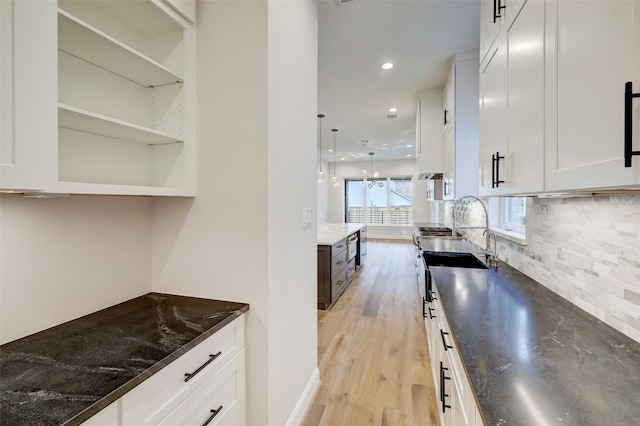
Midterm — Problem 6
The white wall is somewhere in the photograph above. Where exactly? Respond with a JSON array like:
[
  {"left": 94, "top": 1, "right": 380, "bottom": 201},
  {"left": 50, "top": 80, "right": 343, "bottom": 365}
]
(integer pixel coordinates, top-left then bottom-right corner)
[
  {"left": 152, "top": 1, "right": 318, "bottom": 424},
  {"left": 325, "top": 158, "right": 438, "bottom": 237},
  {"left": 267, "top": 1, "right": 318, "bottom": 424},
  {"left": 0, "top": 195, "right": 151, "bottom": 344}
]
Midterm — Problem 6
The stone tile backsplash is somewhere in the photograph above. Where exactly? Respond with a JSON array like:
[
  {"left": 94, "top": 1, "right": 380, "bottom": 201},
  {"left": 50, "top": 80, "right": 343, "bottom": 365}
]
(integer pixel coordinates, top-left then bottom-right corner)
[{"left": 441, "top": 194, "right": 640, "bottom": 343}]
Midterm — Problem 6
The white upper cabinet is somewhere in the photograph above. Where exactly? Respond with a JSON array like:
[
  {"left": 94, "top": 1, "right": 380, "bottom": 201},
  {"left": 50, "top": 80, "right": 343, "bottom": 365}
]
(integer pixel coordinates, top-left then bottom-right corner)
[
  {"left": 442, "top": 68, "right": 455, "bottom": 137},
  {"left": 479, "top": 44, "right": 507, "bottom": 196},
  {"left": 443, "top": 55, "right": 480, "bottom": 200},
  {"left": 416, "top": 89, "right": 444, "bottom": 176},
  {"left": 479, "top": 0, "right": 638, "bottom": 195},
  {"left": 545, "top": 0, "right": 640, "bottom": 191},
  {"left": 1, "top": 0, "right": 196, "bottom": 196},
  {"left": 1, "top": 0, "right": 57, "bottom": 192},
  {"left": 479, "top": 0, "right": 544, "bottom": 196}
]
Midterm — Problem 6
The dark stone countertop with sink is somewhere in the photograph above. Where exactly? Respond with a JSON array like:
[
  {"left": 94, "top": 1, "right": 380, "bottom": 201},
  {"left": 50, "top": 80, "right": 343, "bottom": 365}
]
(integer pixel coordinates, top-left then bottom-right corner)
[
  {"left": 430, "top": 261, "right": 640, "bottom": 425},
  {"left": 0, "top": 293, "right": 249, "bottom": 426}
]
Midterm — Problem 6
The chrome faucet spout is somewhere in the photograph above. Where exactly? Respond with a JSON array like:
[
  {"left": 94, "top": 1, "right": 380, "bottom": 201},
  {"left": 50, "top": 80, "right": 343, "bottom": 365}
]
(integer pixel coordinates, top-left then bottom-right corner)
[{"left": 451, "top": 195, "right": 490, "bottom": 237}]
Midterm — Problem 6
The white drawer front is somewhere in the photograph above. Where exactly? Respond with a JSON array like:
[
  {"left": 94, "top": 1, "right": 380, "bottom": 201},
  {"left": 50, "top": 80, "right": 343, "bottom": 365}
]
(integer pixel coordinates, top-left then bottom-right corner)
[
  {"left": 122, "top": 316, "right": 245, "bottom": 425},
  {"left": 81, "top": 400, "right": 119, "bottom": 426},
  {"left": 156, "top": 350, "right": 245, "bottom": 426}
]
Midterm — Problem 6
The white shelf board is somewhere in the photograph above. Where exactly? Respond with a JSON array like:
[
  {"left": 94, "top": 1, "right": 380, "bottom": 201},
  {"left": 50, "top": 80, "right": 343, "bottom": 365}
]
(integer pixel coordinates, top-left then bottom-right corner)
[
  {"left": 52, "top": 181, "right": 194, "bottom": 197},
  {"left": 58, "top": 104, "right": 183, "bottom": 145},
  {"left": 58, "top": 10, "right": 183, "bottom": 87}
]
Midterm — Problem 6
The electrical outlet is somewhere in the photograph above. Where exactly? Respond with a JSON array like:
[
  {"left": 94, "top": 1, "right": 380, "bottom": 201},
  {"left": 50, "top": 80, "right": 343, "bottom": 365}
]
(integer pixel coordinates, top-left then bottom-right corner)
[{"left": 302, "top": 208, "right": 312, "bottom": 229}]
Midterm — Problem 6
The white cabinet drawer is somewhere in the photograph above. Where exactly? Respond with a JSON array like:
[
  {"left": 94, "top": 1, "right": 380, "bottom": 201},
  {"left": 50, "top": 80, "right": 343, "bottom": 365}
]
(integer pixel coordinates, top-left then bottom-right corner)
[
  {"left": 122, "top": 316, "right": 245, "bottom": 425},
  {"left": 156, "top": 350, "right": 245, "bottom": 426},
  {"left": 81, "top": 400, "right": 119, "bottom": 426}
]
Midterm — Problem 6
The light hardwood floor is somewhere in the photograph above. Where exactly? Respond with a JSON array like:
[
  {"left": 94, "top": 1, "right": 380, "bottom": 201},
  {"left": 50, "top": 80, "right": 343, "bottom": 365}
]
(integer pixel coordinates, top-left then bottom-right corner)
[{"left": 302, "top": 241, "right": 439, "bottom": 426}]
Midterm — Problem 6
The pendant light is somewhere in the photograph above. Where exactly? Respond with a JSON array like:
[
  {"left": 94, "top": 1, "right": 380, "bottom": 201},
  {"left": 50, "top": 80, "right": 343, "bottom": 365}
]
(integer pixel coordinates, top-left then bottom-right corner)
[
  {"left": 317, "top": 114, "right": 327, "bottom": 183},
  {"left": 331, "top": 129, "right": 339, "bottom": 188},
  {"left": 362, "top": 152, "right": 383, "bottom": 188}
]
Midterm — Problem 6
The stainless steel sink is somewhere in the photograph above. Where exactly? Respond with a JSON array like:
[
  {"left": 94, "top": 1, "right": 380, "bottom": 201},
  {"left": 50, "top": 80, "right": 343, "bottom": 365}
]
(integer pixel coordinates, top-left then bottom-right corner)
[{"left": 423, "top": 252, "right": 489, "bottom": 269}]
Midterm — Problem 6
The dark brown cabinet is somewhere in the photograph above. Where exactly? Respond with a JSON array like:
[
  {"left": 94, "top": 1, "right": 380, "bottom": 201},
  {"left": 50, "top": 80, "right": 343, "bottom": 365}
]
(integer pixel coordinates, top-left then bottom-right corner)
[{"left": 317, "top": 228, "right": 365, "bottom": 310}]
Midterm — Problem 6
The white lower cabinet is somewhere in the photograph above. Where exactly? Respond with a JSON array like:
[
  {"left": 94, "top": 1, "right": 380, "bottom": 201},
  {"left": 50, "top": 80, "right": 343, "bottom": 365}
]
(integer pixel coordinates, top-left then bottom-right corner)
[
  {"left": 82, "top": 316, "right": 246, "bottom": 426},
  {"left": 81, "top": 401, "right": 119, "bottom": 426},
  {"left": 425, "top": 289, "right": 483, "bottom": 426}
]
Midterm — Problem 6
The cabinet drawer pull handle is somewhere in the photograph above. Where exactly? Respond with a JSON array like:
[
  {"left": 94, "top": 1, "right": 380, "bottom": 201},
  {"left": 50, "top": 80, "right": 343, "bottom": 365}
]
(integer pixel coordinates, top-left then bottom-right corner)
[
  {"left": 184, "top": 351, "right": 222, "bottom": 382},
  {"left": 625, "top": 82, "right": 640, "bottom": 167},
  {"left": 430, "top": 291, "right": 437, "bottom": 301},
  {"left": 440, "top": 329, "right": 453, "bottom": 351},
  {"left": 428, "top": 307, "right": 436, "bottom": 319},
  {"left": 439, "top": 362, "right": 451, "bottom": 413},
  {"left": 336, "top": 261, "right": 344, "bottom": 265},
  {"left": 202, "top": 405, "right": 223, "bottom": 426}
]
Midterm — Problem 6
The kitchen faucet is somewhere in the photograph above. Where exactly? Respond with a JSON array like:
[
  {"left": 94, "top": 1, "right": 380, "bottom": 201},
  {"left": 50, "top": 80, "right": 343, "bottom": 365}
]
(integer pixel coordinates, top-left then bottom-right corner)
[
  {"left": 483, "top": 228, "right": 499, "bottom": 269},
  {"left": 451, "top": 195, "right": 492, "bottom": 260}
]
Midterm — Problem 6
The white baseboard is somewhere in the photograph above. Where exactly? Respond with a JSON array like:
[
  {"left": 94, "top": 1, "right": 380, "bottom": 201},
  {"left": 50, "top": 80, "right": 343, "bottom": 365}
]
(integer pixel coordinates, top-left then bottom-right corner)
[{"left": 286, "top": 367, "right": 320, "bottom": 426}]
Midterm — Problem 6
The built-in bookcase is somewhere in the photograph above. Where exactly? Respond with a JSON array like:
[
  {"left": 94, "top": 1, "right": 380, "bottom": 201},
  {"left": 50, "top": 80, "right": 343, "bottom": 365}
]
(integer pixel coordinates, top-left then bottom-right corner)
[
  {"left": 1, "top": 0, "right": 195, "bottom": 196},
  {"left": 55, "top": 0, "right": 194, "bottom": 195}
]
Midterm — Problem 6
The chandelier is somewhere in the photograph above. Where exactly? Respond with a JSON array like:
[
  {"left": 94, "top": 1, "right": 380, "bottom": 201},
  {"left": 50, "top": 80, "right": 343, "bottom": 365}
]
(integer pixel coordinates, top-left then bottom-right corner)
[
  {"left": 362, "top": 152, "right": 383, "bottom": 188},
  {"left": 317, "top": 114, "right": 326, "bottom": 183}
]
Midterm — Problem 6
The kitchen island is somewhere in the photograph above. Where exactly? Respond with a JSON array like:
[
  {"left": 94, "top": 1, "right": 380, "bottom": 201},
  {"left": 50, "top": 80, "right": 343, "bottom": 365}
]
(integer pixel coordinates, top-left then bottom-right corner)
[
  {"left": 0, "top": 293, "right": 249, "bottom": 425},
  {"left": 428, "top": 260, "right": 640, "bottom": 425},
  {"left": 317, "top": 223, "right": 366, "bottom": 310}
]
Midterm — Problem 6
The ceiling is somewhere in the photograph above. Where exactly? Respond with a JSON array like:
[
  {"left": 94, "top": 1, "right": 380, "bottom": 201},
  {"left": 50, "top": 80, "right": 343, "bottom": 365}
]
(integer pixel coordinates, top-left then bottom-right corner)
[{"left": 318, "top": 0, "right": 480, "bottom": 163}]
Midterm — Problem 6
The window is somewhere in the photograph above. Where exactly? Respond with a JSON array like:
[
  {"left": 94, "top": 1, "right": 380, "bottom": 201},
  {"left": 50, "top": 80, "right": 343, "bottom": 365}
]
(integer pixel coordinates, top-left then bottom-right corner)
[
  {"left": 500, "top": 197, "right": 526, "bottom": 234},
  {"left": 345, "top": 177, "right": 412, "bottom": 225}
]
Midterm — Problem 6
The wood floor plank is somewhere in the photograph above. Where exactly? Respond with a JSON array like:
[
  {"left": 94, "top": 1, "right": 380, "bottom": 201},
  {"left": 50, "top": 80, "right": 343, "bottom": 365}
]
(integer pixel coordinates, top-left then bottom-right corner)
[{"left": 302, "top": 241, "right": 439, "bottom": 426}]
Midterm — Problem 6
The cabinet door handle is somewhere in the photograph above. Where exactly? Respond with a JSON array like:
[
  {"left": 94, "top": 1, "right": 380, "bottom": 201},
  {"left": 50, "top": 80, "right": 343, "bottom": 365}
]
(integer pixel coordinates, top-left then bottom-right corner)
[
  {"left": 184, "top": 351, "right": 222, "bottom": 382},
  {"left": 494, "top": 0, "right": 506, "bottom": 22},
  {"left": 444, "top": 109, "right": 449, "bottom": 125},
  {"left": 337, "top": 280, "right": 344, "bottom": 286},
  {"left": 422, "top": 297, "right": 427, "bottom": 318},
  {"left": 430, "top": 291, "right": 437, "bottom": 301},
  {"left": 491, "top": 153, "right": 496, "bottom": 188},
  {"left": 428, "top": 307, "right": 436, "bottom": 319},
  {"left": 495, "top": 151, "right": 505, "bottom": 187},
  {"left": 440, "top": 329, "right": 453, "bottom": 351},
  {"left": 336, "top": 261, "right": 344, "bottom": 265},
  {"left": 202, "top": 405, "right": 223, "bottom": 426},
  {"left": 625, "top": 82, "right": 640, "bottom": 167},
  {"left": 439, "top": 362, "right": 452, "bottom": 413}
]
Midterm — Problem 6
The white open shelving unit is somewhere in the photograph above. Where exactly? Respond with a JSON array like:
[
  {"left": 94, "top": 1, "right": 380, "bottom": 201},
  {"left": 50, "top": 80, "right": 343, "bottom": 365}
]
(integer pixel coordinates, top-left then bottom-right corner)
[
  {"left": 54, "top": 0, "right": 195, "bottom": 196},
  {"left": 0, "top": 0, "right": 195, "bottom": 196}
]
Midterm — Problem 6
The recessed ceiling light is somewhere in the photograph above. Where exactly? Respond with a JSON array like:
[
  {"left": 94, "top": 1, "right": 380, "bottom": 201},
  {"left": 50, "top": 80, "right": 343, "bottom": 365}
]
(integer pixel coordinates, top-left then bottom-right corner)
[
  {"left": 406, "top": 154, "right": 411, "bottom": 157},
  {"left": 388, "top": 107, "right": 398, "bottom": 113},
  {"left": 406, "top": 144, "right": 412, "bottom": 148},
  {"left": 381, "top": 62, "right": 394, "bottom": 70},
  {"left": 328, "top": 149, "right": 334, "bottom": 152},
  {"left": 341, "top": 157, "right": 345, "bottom": 161}
]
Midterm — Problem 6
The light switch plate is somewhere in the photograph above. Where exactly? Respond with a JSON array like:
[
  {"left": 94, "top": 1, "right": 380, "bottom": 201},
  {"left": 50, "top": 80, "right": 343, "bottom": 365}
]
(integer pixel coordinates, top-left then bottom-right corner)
[{"left": 302, "top": 208, "right": 312, "bottom": 229}]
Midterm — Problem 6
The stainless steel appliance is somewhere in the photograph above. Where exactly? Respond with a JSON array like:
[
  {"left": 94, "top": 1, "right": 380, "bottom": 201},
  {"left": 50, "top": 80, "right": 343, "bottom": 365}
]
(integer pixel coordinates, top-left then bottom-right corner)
[{"left": 347, "top": 234, "right": 358, "bottom": 261}]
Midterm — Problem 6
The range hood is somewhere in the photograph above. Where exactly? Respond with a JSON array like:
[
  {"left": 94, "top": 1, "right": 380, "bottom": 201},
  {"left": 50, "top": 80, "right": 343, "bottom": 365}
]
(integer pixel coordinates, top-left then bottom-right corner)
[{"left": 417, "top": 172, "right": 444, "bottom": 180}]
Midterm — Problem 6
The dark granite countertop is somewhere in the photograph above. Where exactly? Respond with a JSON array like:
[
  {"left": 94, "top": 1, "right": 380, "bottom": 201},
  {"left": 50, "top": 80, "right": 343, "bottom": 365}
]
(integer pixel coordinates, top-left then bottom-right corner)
[
  {"left": 0, "top": 293, "right": 249, "bottom": 426},
  {"left": 430, "top": 262, "right": 640, "bottom": 425}
]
